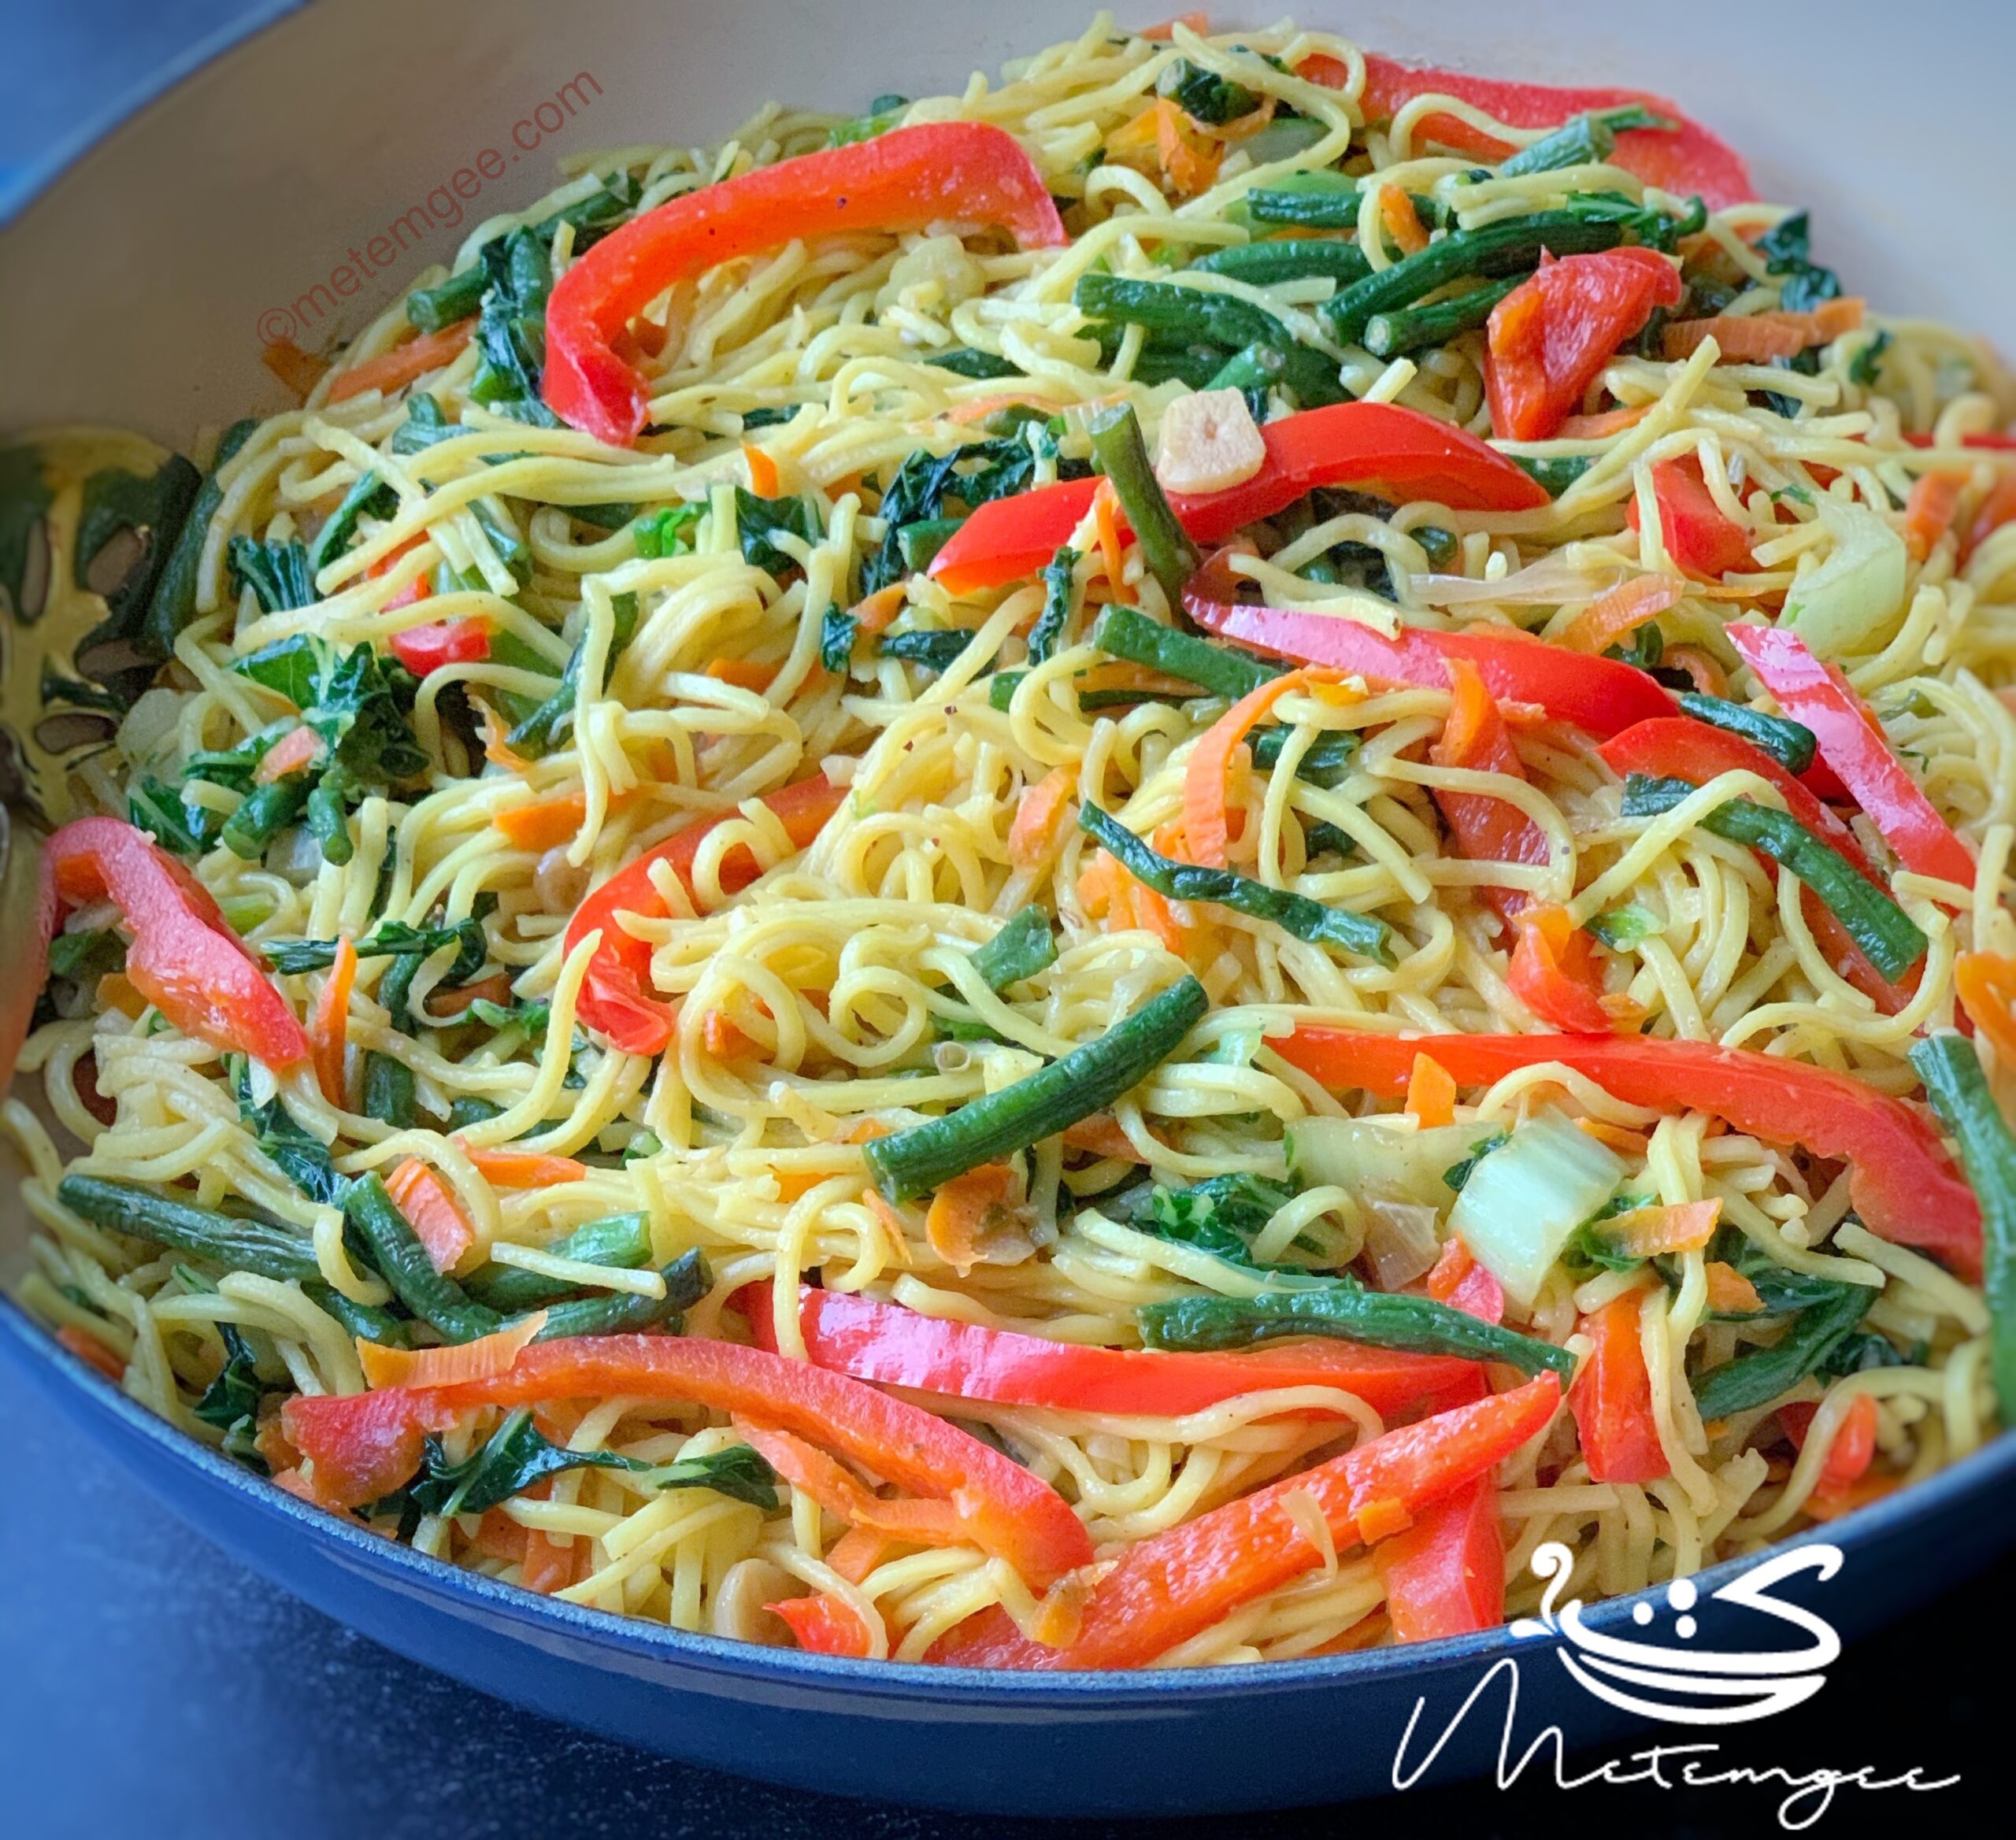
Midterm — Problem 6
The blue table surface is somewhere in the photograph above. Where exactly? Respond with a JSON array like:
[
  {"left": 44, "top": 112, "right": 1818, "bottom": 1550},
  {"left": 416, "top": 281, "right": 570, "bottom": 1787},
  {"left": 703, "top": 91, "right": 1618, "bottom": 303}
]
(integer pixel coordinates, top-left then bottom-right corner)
[{"left": 1, "top": 7, "right": 2006, "bottom": 1834}]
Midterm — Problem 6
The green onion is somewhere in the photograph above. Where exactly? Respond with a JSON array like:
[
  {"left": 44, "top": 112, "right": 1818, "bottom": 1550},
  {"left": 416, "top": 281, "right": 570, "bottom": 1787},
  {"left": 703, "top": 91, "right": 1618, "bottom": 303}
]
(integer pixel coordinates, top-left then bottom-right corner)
[
  {"left": 1138, "top": 1285, "right": 1576, "bottom": 1379},
  {"left": 1676, "top": 692, "right": 1818, "bottom": 776},
  {"left": 1081, "top": 804, "right": 1395, "bottom": 964},
  {"left": 864, "top": 976, "right": 1208, "bottom": 1201},
  {"left": 1691, "top": 1281, "right": 1874, "bottom": 1420},
  {"left": 1621, "top": 774, "right": 1926, "bottom": 980},
  {"left": 1088, "top": 405, "right": 1200, "bottom": 606},
  {"left": 343, "top": 1172, "right": 502, "bottom": 1342},
  {"left": 1499, "top": 106, "right": 1674, "bottom": 178},
  {"left": 1191, "top": 240, "right": 1372, "bottom": 287},
  {"left": 1362, "top": 278, "right": 1518, "bottom": 358},
  {"left": 1910, "top": 1031, "right": 2016, "bottom": 1417},
  {"left": 57, "top": 1176, "right": 319, "bottom": 1284},
  {"left": 1089, "top": 603, "right": 1276, "bottom": 698},
  {"left": 971, "top": 908, "right": 1057, "bottom": 990}
]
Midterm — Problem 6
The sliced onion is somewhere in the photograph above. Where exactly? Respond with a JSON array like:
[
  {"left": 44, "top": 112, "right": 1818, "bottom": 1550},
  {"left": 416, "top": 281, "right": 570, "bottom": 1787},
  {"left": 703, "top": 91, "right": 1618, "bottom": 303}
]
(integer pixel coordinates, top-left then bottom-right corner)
[
  {"left": 1784, "top": 496, "right": 1907, "bottom": 659},
  {"left": 1449, "top": 1112, "right": 1623, "bottom": 1309},
  {"left": 1361, "top": 1194, "right": 1442, "bottom": 1291},
  {"left": 1414, "top": 549, "right": 1628, "bottom": 609}
]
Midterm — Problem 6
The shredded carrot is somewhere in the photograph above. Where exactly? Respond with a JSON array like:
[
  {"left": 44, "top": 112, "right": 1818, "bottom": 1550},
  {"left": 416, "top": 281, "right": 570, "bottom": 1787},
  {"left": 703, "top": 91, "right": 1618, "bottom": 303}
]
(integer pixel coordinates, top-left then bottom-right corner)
[
  {"left": 384, "top": 1156, "right": 476, "bottom": 1272},
  {"left": 1663, "top": 644, "right": 1726, "bottom": 697},
  {"left": 1307, "top": 1612, "right": 1390, "bottom": 1657},
  {"left": 850, "top": 582, "right": 909, "bottom": 638},
  {"left": 1077, "top": 850, "right": 1121, "bottom": 920},
  {"left": 1955, "top": 952, "right": 2016, "bottom": 1064},
  {"left": 495, "top": 790, "right": 588, "bottom": 852},
  {"left": 1576, "top": 1116, "right": 1649, "bottom": 1158},
  {"left": 309, "top": 934, "right": 358, "bottom": 1108},
  {"left": 513, "top": 1483, "right": 579, "bottom": 1592},
  {"left": 1799, "top": 1467, "right": 1903, "bottom": 1522},
  {"left": 1092, "top": 479, "right": 1128, "bottom": 597},
  {"left": 822, "top": 1527, "right": 891, "bottom": 1586},
  {"left": 478, "top": 701, "right": 532, "bottom": 772},
  {"left": 743, "top": 442, "right": 781, "bottom": 498},
  {"left": 861, "top": 1187, "right": 916, "bottom": 1267},
  {"left": 1154, "top": 99, "right": 1222, "bottom": 194},
  {"left": 1404, "top": 1053, "right": 1457, "bottom": 1129},
  {"left": 57, "top": 1324, "right": 126, "bottom": 1383},
  {"left": 1009, "top": 765, "right": 1079, "bottom": 871},
  {"left": 1378, "top": 187, "right": 1429, "bottom": 256},
  {"left": 261, "top": 336, "right": 328, "bottom": 400},
  {"left": 1031, "top": 1571, "right": 1094, "bottom": 1649},
  {"left": 705, "top": 657, "right": 781, "bottom": 693},
  {"left": 1965, "top": 475, "right": 2016, "bottom": 561},
  {"left": 1061, "top": 1113, "right": 1146, "bottom": 1161},
  {"left": 770, "top": 1593, "right": 875, "bottom": 1657},
  {"left": 1182, "top": 667, "right": 1343, "bottom": 869},
  {"left": 1703, "top": 1260, "right": 1763, "bottom": 1316},
  {"left": 254, "top": 724, "right": 324, "bottom": 786},
  {"left": 1903, "top": 470, "right": 1966, "bottom": 563},
  {"left": 327, "top": 318, "right": 476, "bottom": 403},
  {"left": 1599, "top": 1197, "right": 1723, "bottom": 1259},
  {"left": 458, "top": 1146, "right": 590, "bottom": 1187},
  {"left": 1660, "top": 298, "right": 1865, "bottom": 365},
  {"left": 734, "top": 1416, "right": 967, "bottom": 1547},
  {"left": 1124, "top": 879, "right": 1191, "bottom": 957},
  {"left": 1555, "top": 404, "right": 1652, "bottom": 441},
  {"left": 923, "top": 1161, "right": 1025, "bottom": 1275},
  {"left": 1557, "top": 574, "right": 1687, "bottom": 655},
  {"left": 358, "top": 1310, "right": 546, "bottom": 1391}
]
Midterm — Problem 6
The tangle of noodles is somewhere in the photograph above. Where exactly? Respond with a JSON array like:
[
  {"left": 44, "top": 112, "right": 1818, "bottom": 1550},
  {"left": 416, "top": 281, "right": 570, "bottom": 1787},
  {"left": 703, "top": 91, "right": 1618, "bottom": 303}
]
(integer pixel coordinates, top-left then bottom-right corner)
[{"left": 9, "top": 14, "right": 2016, "bottom": 1668}]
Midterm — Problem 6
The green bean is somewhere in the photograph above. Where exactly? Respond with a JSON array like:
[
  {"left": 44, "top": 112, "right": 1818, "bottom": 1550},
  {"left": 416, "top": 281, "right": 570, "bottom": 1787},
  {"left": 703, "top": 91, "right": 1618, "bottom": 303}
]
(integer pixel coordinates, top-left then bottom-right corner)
[
  {"left": 1499, "top": 106, "right": 1673, "bottom": 178},
  {"left": 1691, "top": 1282, "right": 1873, "bottom": 1420},
  {"left": 1676, "top": 693, "right": 1818, "bottom": 776},
  {"left": 971, "top": 908, "right": 1057, "bottom": 991},
  {"left": 460, "top": 1212, "right": 655, "bottom": 1312},
  {"left": 1089, "top": 604, "right": 1276, "bottom": 699},
  {"left": 1621, "top": 775, "right": 1926, "bottom": 980},
  {"left": 220, "top": 776, "right": 310, "bottom": 861},
  {"left": 343, "top": 1172, "right": 502, "bottom": 1342},
  {"left": 1138, "top": 1286, "right": 1577, "bottom": 1379},
  {"left": 305, "top": 1281, "right": 415, "bottom": 1347},
  {"left": 361, "top": 1051, "right": 417, "bottom": 1130},
  {"left": 1323, "top": 207, "right": 1658, "bottom": 346},
  {"left": 1206, "top": 345, "right": 1289, "bottom": 395},
  {"left": 926, "top": 347, "right": 1021, "bottom": 379},
  {"left": 1910, "top": 1032, "right": 2016, "bottom": 1417},
  {"left": 57, "top": 1175, "right": 320, "bottom": 1284},
  {"left": 1191, "top": 239, "right": 1372, "bottom": 287},
  {"left": 1077, "top": 273, "right": 1284, "bottom": 350},
  {"left": 864, "top": 976, "right": 1208, "bottom": 1201},
  {"left": 1088, "top": 405, "right": 1199, "bottom": 605},
  {"left": 1362, "top": 278, "right": 1518, "bottom": 357},
  {"left": 1236, "top": 172, "right": 1362, "bottom": 229},
  {"left": 1081, "top": 804, "right": 1395, "bottom": 965},
  {"left": 1248, "top": 724, "right": 1359, "bottom": 787},
  {"left": 536, "top": 1249, "right": 711, "bottom": 1339}
]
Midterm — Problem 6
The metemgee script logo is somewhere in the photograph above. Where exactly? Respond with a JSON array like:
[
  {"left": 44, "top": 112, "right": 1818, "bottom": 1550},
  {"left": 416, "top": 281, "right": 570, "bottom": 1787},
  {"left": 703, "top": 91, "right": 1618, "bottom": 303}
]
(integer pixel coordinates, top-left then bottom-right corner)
[{"left": 1392, "top": 1542, "right": 1959, "bottom": 1830}]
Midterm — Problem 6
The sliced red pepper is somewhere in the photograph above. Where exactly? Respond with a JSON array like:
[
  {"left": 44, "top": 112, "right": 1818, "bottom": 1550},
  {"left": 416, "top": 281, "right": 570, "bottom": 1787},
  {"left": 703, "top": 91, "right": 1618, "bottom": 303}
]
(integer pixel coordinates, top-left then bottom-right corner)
[
  {"left": 387, "top": 617, "right": 489, "bottom": 676},
  {"left": 1777, "top": 1393, "right": 1878, "bottom": 1489},
  {"left": 1900, "top": 432, "right": 2016, "bottom": 450},
  {"left": 564, "top": 774, "right": 847, "bottom": 1054},
  {"left": 1507, "top": 905, "right": 1618, "bottom": 1033},
  {"left": 41, "top": 817, "right": 309, "bottom": 1068},
  {"left": 1569, "top": 1288, "right": 1668, "bottom": 1483},
  {"left": 928, "top": 1372, "right": 1559, "bottom": 1669},
  {"left": 747, "top": 1283, "right": 1480, "bottom": 1420},
  {"left": 770, "top": 1594, "right": 875, "bottom": 1657},
  {"left": 1430, "top": 657, "right": 1550, "bottom": 924},
  {"left": 1274, "top": 1027, "right": 1981, "bottom": 1277},
  {"left": 1484, "top": 249, "right": 1683, "bottom": 442},
  {"left": 1962, "top": 474, "right": 2016, "bottom": 562},
  {"left": 1374, "top": 1475, "right": 1506, "bottom": 1642},
  {"left": 543, "top": 124, "right": 1065, "bottom": 445},
  {"left": 1424, "top": 1237, "right": 1505, "bottom": 1324},
  {"left": 1599, "top": 715, "right": 1907, "bottom": 1009},
  {"left": 1625, "top": 457, "right": 1755, "bottom": 580},
  {"left": 1304, "top": 53, "right": 1755, "bottom": 210},
  {"left": 282, "top": 1331, "right": 1092, "bottom": 1588},
  {"left": 1725, "top": 624, "right": 1976, "bottom": 891},
  {"left": 926, "top": 402, "right": 1546, "bottom": 597},
  {"left": 1184, "top": 568, "right": 1677, "bottom": 739}
]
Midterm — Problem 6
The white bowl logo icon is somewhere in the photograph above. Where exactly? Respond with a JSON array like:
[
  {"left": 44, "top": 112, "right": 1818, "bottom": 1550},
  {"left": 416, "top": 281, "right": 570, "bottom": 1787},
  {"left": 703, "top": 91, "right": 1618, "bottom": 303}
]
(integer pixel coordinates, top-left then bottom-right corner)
[{"left": 1510, "top": 1541, "right": 1844, "bottom": 1727}]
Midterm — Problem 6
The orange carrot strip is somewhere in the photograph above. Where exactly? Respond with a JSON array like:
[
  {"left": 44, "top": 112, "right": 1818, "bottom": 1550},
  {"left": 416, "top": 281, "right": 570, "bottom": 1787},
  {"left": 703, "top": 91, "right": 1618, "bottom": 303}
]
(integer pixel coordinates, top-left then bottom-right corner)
[
  {"left": 254, "top": 724, "right": 324, "bottom": 786},
  {"left": 1703, "top": 1260, "right": 1763, "bottom": 1316},
  {"left": 1557, "top": 574, "right": 1686, "bottom": 656},
  {"left": 495, "top": 790, "right": 588, "bottom": 852},
  {"left": 1405, "top": 1053, "right": 1456, "bottom": 1129},
  {"left": 825, "top": 1526, "right": 892, "bottom": 1585},
  {"left": 1599, "top": 1198, "right": 1723, "bottom": 1259},
  {"left": 1092, "top": 479, "right": 1127, "bottom": 597},
  {"left": 309, "top": 935, "right": 358, "bottom": 1108},
  {"left": 1555, "top": 404, "right": 1652, "bottom": 440},
  {"left": 458, "top": 1146, "right": 590, "bottom": 1187},
  {"left": 706, "top": 657, "right": 780, "bottom": 693},
  {"left": 1660, "top": 299, "right": 1865, "bottom": 365},
  {"left": 1955, "top": 952, "right": 2016, "bottom": 1064},
  {"left": 1181, "top": 667, "right": 1342, "bottom": 868},
  {"left": 327, "top": 319, "right": 476, "bottom": 402},
  {"left": 358, "top": 1310, "right": 546, "bottom": 1391},
  {"left": 384, "top": 1156, "right": 477, "bottom": 1273},
  {"left": 1903, "top": 471, "right": 1966, "bottom": 563},
  {"left": 924, "top": 1162, "right": 1023, "bottom": 1275},
  {"left": 1009, "top": 765, "right": 1079, "bottom": 871},
  {"left": 1379, "top": 187, "right": 1429, "bottom": 256},
  {"left": 57, "top": 1324, "right": 127, "bottom": 1383},
  {"left": 1061, "top": 1113, "right": 1146, "bottom": 1161},
  {"left": 1664, "top": 645, "right": 1725, "bottom": 697},
  {"left": 852, "top": 583, "right": 909, "bottom": 636},
  {"left": 702, "top": 1009, "right": 762, "bottom": 1060},
  {"left": 743, "top": 443, "right": 781, "bottom": 498},
  {"left": 261, "top": 337, "right": 328, "bottom": 400}
]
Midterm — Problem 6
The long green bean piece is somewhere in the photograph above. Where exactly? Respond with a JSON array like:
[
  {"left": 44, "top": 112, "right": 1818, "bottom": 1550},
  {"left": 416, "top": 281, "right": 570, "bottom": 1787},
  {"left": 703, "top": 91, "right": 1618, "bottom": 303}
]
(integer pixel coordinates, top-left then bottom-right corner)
[
  {"left": 1362, "top": 278, "right": 1518, "bottom": 357},
  {"left": 1088, "top": 405, "right": 1199, "bottom": 606},
  {"left": 57, "top": 1175, "right": 320, "bottom": 1285}
]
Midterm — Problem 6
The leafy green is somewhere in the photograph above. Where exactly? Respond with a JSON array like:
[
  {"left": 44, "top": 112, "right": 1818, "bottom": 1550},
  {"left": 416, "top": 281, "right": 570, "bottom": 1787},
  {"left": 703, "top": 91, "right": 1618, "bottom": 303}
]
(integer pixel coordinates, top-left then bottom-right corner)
[
  {"left": 262, "top": 913, "right": 489, "bottom": 981},
  {"left": 232, "top": 1066, "right": 350, "bottom": 1209},
  {"left": 47, "top": 928, "right": 126, "bottom": 984},
  {"left": 0, "top": 445, "right": 52, "bottom": 622},
  {"left": 639, "top": 1443, "right": 780, "bottom": 1509},
  {"left": 820, "top": 605, "right": 858, "bottom": 674},
  {"left": 191, "top": 1321, "right": 277, "bottom": 1468},
  {"left": 1561, "top": 1193, "right": 1658, "bottom": 1275},
  {"left": 1440, "top": 1129, "right": 1509, "bottom": 1194},
  {"left": 235, "top": 635, "right": 427, "bottom": 787},
  {"left": 1848, "top": 329, "right": 1892, "bottom": 388},
  {"left": 402, "top": 1408, "right": 651, "bottom": 1518},
  {"left": 506, "top": 590, "right": 640, "bottom": 759},
  {"left": 1157, "top": 57, "right": 1260, "bottom": 124},
  {"left": 1136, "top": 1172, "right": 1299, "bottom": 1267},
  {"left": 308, "top": 471, "right": 399, "bottom": 574},
  {"left": 1586, "top": 904, "right": 1662, "bottom": 949},
  {"left": 880, "top": 628, "right": 984, "bottom": 672},
  {"left": 861, "top": 434, "right": 1088, "bottom": 594},
  {"left": 735, "top": 488, "right": 822, "bottom": 578},
  {"left": 467, "top": 228, "right": 561, "bottom": 423},
  {"left": 227, "top": 537, "right": 317, "bottom": 613},
  {"left": 1755, "top": 212, "right": 1843, "bottom": 316},
  {"left": 632, "top": 502, "right": 702, "bottom": 559},
  {"left": 828, "top": 92, "right": 910, "bottom": 146}
]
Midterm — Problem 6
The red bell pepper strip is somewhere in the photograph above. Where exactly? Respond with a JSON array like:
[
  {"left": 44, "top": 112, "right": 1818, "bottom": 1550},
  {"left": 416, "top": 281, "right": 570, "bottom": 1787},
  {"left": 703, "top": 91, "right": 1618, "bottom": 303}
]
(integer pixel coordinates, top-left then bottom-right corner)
[
  {"left": 1569, "top": 1288, "right": 1669, "bottom": 1483},
  {"left": 1625, "top": 457, "right": 1755, "bottom": 580},
  {"left": 1901, "top": 431, "right": 2016, "bottom": 450},
  {"left": 770, "top": 1594, "right": 875, "bottom": 1657},
  {"left": 1303, "top": 53, "right": 1755, "bottom": 211},
  {"left": 1777, "top": 1392, "right": 1878, "bottom": 1488},
  {"left": 41, "top": 817, "right": 309, "bottom": 1068},
  {"left": 1725, "top": 624, "right": 1976, "bottom": 891},
  {"left": 1425, "top": 1238, "right": 1505, "bottom": 1325},
  {"left": 747, "top": 1283, "right": 1480, "bottom": 1420},
  {"left": 1183, "top": 566, "right": 1677, "bottom": 739},
  {"left": 282, "top": 1331, "right": 1093, "bottom": 1588},
  {"left": 1484, "top": 250, "right": 1683, "bottom": 442},
  {"left": 928, "top": 1372, "right": 1560, "bottom": 1669},
  {"left": 1274, "top": 1027, "right": 1982, "bottom": 1277},
  {"left": 543, "top": 124, "right": 1065, "bottom": 446},
  {"left": 387, "top": 617, "right": 489, "bottom": 677},
  {"left": 1429, "top": 657, "right": 1550, "bottom": 924},
  {"left": 1507, "top": 905, "right": 1618, "bottom": 1033},
  {"left": 1599, "top": 715, "right": 1906, "bottom": 1010},
  {"left": 1374, "top": 1475, "right": 1506, "bottom": 1642},
  {"left": 564, "top": 773, "right": 847, "bottom": 1055},
  {"left": 926, "top": 402, "right": 1547, "bottom": 597}
]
